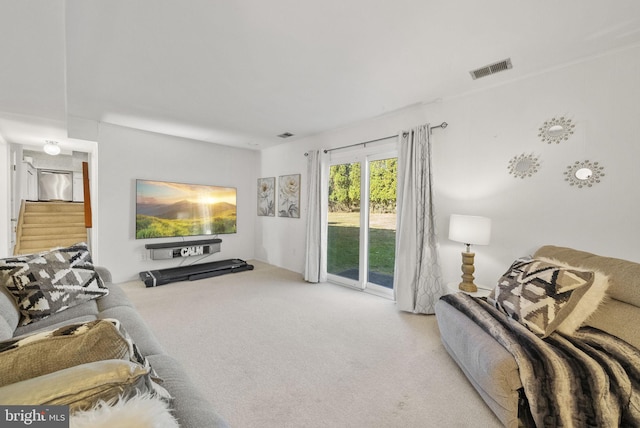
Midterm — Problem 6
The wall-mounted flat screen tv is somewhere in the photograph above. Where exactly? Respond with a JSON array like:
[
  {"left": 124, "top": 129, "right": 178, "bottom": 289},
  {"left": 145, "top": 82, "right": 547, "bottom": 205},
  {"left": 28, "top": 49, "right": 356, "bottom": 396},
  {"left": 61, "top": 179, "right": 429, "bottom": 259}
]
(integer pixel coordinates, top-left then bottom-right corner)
[{"left": 136, "top": 179, "right": 237, "bottom": 239}]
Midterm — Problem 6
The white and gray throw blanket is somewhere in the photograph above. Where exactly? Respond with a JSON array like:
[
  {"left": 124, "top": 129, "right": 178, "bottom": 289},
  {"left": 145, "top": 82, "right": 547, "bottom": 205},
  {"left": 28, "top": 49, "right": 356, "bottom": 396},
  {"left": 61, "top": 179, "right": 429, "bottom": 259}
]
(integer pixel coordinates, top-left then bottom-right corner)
[{"left": 441, "top": 293, "right": 640, "bottom": 427}]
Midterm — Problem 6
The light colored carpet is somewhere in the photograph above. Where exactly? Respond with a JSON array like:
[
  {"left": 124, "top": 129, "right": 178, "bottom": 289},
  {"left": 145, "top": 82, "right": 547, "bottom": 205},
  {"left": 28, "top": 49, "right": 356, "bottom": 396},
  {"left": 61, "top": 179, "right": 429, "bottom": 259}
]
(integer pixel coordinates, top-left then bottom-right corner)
[{"left": 120, "top": 261, "right": 502, "bottom": 428}]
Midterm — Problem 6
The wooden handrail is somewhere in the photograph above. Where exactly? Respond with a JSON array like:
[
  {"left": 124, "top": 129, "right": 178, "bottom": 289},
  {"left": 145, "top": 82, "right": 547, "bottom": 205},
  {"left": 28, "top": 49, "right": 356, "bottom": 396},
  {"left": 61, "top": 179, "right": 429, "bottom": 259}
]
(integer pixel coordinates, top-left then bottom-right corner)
[{"left": 82, "top": 162, "right": 93, "bottom": 228}]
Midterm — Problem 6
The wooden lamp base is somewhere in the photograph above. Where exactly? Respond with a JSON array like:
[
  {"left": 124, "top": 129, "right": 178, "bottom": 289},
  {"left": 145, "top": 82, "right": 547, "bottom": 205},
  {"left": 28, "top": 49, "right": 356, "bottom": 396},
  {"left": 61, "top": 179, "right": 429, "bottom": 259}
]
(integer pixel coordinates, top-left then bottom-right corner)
[{"left": 458, "top": 251, "right": 478, "bottom": 292}]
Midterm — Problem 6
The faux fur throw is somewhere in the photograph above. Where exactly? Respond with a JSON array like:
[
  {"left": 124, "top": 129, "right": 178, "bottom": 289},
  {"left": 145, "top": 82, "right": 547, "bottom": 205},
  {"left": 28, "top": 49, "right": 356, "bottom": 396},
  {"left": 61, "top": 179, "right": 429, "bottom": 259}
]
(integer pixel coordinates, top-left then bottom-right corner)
[
  {"left": 70, "top": 393, "right": 179, "bottom": 428},
  {"left": 441, "top": 293, "right": 640, "bottom": 427}
]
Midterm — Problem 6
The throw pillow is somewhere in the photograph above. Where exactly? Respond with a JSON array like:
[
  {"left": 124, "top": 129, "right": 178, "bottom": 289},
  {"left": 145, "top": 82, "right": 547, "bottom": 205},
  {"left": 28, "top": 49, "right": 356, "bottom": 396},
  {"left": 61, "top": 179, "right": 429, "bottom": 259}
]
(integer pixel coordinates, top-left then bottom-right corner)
[
  {"left": 70, "top": 392, "right": 179, "bottom": 428},
  {"left": 0, "top": 359, "right": 157, "bottom": 413},
  {"left": 1, "top": 243, "right": 108, "bottom": 325},
  {"left": 487, "top": 257, "right": 594, "bottom": 337},
  {"left": 0, "top": 318, "right": 170, "bottom": 400},
  {"left": 536, "top": 256, "right": 610, "bottom": 335},
  {"left": 0, "top": 319, "right": 142, "bottom": 387}
]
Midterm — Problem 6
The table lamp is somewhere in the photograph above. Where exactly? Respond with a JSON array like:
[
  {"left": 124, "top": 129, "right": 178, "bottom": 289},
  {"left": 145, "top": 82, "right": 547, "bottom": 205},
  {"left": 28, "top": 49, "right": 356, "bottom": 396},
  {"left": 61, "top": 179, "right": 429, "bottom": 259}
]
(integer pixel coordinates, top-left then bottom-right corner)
[{"left": 448, "top": 214, "right": 491, "bottom": 292}]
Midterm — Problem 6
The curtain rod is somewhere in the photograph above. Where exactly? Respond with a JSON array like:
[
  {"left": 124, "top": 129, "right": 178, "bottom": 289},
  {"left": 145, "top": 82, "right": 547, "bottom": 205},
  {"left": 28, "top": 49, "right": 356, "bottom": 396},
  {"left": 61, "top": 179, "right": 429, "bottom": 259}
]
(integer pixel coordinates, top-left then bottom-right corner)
[{"left": 304, "top": 122, "right": 448, "bottom": 156}]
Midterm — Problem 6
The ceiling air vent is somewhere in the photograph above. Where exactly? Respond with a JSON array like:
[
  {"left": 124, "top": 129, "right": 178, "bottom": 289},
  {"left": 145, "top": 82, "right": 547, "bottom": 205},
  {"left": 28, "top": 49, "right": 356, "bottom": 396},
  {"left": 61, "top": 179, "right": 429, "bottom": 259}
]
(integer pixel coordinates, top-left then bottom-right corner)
[
  {"left": 277, "top": 132, "right": 294, "bottom": 138},
  {"left": 469, "top": 58, "right": 513, "bottom": 80}
]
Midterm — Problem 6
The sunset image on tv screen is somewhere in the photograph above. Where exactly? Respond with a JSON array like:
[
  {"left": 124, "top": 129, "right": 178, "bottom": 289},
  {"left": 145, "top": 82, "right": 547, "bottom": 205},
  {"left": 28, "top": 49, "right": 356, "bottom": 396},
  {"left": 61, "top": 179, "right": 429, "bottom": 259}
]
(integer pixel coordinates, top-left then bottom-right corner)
[{"left": 136, "top": 179, "right": 237, "bottom": 239}]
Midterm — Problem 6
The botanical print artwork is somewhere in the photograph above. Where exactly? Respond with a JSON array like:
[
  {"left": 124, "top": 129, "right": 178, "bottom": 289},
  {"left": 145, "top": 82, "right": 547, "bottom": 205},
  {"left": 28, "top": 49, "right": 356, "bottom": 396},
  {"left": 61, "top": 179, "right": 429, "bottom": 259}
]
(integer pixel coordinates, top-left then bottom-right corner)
[
  {"left": 257, "top": 177, "right": 275, "bottom": 216},
  {"left": 278, "top": 174, "right": 300, "bottom": 218}
]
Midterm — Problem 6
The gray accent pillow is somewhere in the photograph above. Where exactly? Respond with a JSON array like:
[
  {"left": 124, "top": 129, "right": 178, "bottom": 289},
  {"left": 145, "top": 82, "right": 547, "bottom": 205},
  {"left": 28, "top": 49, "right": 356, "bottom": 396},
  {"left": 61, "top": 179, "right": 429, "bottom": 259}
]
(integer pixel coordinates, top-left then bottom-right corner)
[{"left": 2, "top": 243, "right": 108, "bottom": 326}]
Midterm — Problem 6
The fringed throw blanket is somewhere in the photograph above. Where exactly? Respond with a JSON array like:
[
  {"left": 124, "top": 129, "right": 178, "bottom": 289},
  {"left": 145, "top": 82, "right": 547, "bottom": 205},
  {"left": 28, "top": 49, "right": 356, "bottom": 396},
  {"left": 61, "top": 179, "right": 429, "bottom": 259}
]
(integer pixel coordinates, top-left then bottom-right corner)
[{"left": 441, "top": 293, "right": 640, "bottom": 427}]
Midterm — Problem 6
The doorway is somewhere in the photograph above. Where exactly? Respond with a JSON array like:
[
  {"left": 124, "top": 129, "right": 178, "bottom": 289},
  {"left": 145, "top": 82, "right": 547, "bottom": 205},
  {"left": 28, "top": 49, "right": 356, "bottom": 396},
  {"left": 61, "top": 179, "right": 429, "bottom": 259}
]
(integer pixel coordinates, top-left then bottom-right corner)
[
  {"left": 326, "top": 145, "right": 397, "bottom": 298},
  {"left": 4, "top": 142, "right": 98, "bottom": 258}
]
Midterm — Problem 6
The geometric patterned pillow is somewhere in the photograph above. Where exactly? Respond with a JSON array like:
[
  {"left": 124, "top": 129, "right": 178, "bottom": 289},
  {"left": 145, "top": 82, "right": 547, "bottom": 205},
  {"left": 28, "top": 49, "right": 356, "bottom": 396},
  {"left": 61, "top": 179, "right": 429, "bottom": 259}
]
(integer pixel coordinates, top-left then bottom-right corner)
[
  {"left": 1, "top": 243, "right": 108, "bottom": 326},
  {"left": 487, "top": 257, "right": 594, "bottom": 337}
]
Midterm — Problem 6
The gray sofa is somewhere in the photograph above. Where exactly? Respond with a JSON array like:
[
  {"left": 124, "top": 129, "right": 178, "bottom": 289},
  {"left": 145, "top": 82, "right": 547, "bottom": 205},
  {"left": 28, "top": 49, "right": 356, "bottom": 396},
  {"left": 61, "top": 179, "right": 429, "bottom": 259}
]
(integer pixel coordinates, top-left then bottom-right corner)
[
  {"left": 435, "top": 245, "right": 640, "bottom": 427},
  {"left": 0, "top": 266, "right": 228, "bottom": 428}
]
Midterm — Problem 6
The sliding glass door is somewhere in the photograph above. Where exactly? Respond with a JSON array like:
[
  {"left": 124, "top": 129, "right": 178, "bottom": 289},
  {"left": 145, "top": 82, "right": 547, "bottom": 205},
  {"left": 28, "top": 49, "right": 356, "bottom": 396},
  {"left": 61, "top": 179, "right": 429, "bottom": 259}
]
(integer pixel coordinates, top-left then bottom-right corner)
[
  {"left": 327, "top": 148, "right": 397, "bottom": 297},
  {"left": 367, "top": 156, "right": 397, "bottom": 291},
  {"left": 327, "top": 161, "right": 361, "bottom": 285}
]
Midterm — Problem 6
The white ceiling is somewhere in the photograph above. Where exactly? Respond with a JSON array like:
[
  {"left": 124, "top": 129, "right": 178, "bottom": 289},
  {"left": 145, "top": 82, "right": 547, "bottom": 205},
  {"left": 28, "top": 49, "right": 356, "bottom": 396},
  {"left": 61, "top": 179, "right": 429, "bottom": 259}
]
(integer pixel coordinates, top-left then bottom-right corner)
[{"left": 1, "top": 1, "right": 640, "bottom": 152}]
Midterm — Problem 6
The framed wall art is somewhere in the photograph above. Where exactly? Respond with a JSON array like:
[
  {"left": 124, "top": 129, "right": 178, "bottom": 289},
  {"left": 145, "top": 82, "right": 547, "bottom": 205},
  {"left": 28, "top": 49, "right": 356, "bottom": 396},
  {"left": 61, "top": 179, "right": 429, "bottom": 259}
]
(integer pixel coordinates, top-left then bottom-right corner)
[
  {"left": 278, "top": 174, "right": 300, "bottom": 218},
  {"left": 257, "top": 177, "right": 275, "bottom": 216}
]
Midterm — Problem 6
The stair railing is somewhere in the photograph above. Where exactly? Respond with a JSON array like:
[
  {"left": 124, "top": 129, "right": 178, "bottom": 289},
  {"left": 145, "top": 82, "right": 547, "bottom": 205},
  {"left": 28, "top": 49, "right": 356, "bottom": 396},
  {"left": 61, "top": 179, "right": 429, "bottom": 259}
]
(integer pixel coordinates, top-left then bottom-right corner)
[{"left": 82, "top": 162, "right": 93, "bottom": 251}]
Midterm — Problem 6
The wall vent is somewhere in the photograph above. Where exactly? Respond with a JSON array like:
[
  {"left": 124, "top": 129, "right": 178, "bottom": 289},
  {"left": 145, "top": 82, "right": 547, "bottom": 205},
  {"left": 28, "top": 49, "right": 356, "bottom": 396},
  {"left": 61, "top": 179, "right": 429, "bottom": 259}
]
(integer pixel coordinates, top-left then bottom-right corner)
[
  {"left": 277, "top": 132, "right": 294, "bottom": 138},
  {"left": 470, "top": 58, "right": 513, "bottom": 80}
]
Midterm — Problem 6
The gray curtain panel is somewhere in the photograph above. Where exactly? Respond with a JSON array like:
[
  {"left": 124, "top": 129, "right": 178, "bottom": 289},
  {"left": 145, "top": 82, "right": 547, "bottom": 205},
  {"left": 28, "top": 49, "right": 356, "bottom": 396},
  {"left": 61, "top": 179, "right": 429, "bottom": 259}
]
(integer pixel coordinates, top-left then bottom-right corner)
[
  {"left": 304, "top": 150, "right": 327, "bottom": 283},
  {"left": 394, "top": 124, "right": 444, "bottom": 314}
]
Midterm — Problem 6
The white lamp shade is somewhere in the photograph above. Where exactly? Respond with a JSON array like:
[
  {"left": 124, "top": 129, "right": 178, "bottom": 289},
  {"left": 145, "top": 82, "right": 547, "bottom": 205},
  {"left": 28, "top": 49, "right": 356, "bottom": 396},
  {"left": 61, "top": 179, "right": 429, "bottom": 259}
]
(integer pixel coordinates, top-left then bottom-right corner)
[{"left": 448, "top": 214, "right": 491, "bottom": 245}]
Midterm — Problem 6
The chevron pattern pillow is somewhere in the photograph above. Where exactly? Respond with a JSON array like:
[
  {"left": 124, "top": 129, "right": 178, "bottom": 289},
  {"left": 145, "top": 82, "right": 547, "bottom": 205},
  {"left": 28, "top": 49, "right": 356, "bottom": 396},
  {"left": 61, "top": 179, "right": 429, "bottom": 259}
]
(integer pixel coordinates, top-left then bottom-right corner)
[
  {"left": 487, "top": 257, "right": 594, "bottom": 337},
  {"left": 1, "top": 243, "right": 108, "bottom": 326}
]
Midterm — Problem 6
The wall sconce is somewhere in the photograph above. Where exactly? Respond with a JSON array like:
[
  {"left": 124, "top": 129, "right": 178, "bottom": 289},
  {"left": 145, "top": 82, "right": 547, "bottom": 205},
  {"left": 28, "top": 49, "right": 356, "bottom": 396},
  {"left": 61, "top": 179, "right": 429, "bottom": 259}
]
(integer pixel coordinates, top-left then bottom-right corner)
[
  {"left": 43, "top": 140, "right": 61, "bottom": 156},
  {"left": 448, "top": 214, "right": 491, "bottom": 292}
]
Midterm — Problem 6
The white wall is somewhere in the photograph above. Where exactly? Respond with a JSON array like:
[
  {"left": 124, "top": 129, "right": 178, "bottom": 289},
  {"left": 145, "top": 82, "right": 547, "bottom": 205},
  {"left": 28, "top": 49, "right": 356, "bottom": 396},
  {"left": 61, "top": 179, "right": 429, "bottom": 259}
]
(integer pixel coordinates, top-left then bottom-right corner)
[
  {"left": 431, "top": 45, "right": 640, "bottom": 286},
  {"left": 97, "top": 123, "right": 258, "bottom": 283},
  {"left": 256, "top": 105, "right": 438, "bottom": 273},
  {"left": 258, "top": 45, "right": 640, "bottom": 287},
  {"left": 0, "top": 136, "right": 8, "bottom": 258},
  {"left": 22, "top": 149, "right": 88, "bottom": 172}
]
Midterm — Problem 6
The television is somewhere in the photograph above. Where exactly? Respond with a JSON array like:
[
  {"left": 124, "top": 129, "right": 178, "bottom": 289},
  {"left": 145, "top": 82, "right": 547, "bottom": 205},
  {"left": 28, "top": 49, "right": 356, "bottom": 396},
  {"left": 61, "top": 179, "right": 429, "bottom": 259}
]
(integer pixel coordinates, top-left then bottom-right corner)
[{"left": 136, "top": 179, "right": 237, "bottom": 239}]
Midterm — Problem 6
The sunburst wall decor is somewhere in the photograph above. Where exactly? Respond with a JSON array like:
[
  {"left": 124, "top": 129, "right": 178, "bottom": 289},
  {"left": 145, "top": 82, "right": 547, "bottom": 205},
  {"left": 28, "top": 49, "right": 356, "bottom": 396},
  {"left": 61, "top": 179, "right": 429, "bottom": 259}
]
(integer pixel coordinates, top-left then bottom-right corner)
[
  {"left": 508, "top": 153, "right": 540, "bottom": 179},
  {"left": 564, "top": 160, "right": 605, "bottom": 188},
  {"left": 538, "top": 117, "right": 575, "bottom": 144}
]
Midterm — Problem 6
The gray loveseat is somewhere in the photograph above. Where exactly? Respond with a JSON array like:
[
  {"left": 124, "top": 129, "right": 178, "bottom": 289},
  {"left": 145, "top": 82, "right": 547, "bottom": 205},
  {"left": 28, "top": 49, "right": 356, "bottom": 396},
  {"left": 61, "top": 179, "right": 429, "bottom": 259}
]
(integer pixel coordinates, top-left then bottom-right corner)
[
  {"left": 435, "top": 245, "right": 640, "bottom": 427},
  {"left": 0, "top": 265, "right": 228, "bottom": 428}
]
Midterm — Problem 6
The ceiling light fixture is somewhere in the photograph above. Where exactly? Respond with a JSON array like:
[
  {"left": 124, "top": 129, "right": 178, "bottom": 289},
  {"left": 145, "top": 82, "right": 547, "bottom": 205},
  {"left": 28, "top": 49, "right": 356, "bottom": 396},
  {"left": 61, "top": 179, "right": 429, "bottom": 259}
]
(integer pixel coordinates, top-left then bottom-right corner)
[{"left": 43, "top": 140, "right": 61, "bottom": 156}]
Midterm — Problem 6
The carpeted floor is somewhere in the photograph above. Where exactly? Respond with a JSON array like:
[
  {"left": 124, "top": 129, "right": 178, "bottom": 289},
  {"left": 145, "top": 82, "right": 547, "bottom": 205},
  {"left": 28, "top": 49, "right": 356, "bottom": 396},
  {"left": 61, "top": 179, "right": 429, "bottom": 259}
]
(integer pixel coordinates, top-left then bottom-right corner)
[{"left": 120, "top": 260, "right": 502, "bottom": 428}]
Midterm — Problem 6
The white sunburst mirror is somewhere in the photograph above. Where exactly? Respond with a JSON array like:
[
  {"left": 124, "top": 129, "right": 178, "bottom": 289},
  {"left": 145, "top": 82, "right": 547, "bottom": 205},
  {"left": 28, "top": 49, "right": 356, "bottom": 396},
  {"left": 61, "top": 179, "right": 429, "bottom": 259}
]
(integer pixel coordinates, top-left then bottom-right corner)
[
  {"left": 538, "top": 117, "right": 575, "bottom": 144},
  {"left": 564, "top": 160, "right": 605, "bottom": 188},
  {"left": 508, "top": 153, "right": 540, "bottom": 179}
]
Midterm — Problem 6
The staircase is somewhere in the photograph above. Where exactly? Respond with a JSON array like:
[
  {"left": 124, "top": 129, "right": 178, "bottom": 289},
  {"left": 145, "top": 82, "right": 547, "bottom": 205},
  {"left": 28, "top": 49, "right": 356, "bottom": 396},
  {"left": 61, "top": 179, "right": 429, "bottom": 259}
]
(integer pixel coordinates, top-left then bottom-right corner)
[{"left": 14, "top": 201, "right": 88, "bottom": 255}]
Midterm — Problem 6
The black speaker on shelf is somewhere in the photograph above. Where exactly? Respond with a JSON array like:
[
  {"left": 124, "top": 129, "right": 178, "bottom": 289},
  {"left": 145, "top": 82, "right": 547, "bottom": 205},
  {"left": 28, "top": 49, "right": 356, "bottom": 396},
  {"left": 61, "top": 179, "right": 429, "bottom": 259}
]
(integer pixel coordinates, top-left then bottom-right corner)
[{"left": 145, "top": 238, "right": 222, "bottom": 260}]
